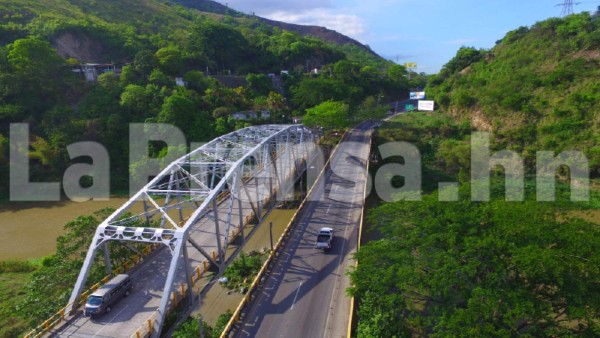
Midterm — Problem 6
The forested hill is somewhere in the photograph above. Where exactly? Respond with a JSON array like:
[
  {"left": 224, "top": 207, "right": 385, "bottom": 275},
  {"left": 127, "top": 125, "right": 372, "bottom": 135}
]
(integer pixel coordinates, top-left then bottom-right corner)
[
  {"left": 427, "top": 12, "right": 600, "bottom": 175},
  {"left": 0, "top": 0, "right": 412, "bottom": 199},
  {"left": 172, "top": 0, "right": 376, "bottom": 53},
  {"left": 0, "top": 0, "right": 376, "bottom": 61}
]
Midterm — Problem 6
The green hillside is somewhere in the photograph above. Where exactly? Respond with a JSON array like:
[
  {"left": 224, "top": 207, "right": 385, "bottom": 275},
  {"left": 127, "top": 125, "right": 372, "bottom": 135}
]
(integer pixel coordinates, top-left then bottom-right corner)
[
  {"left": 349, "top": 14, "right": 600, "bottom": 337},
  {"left": 0, "top": 0, "right": 409, "bottom": 200},
  {"left": 0, "top": 1, "right": 414, "bottom": 335},
  {"left": 427, "top": 12, "right": 600, "bottom": 175}
]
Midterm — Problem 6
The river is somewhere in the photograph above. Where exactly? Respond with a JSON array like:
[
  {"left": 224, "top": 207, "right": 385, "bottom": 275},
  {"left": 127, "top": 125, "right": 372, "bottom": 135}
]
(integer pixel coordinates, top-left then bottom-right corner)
[{"left": 0, "top": 198, "right": 129, "bottom": 260}]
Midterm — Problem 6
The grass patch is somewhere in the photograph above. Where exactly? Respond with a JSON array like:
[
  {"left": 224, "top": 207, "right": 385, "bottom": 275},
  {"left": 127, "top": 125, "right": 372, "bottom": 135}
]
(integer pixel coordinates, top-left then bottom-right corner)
[
  {"left": 0, "top": 270, "right": 35, "bottom": 338},
  {"left": 0, "top": 259, "right": 38, "bottom": 273}
]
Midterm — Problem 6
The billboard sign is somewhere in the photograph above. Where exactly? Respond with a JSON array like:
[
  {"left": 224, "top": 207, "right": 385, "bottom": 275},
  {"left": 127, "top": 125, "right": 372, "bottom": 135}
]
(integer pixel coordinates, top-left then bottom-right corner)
[
  {"left": 404, "top": 62, "right": 417, "bottom": 69},
  {"left": 410, "top": 91, "right": 426, "bottom": 100},
  {"left": 418, "top": 100, "right": 435, "bottom": 111}
]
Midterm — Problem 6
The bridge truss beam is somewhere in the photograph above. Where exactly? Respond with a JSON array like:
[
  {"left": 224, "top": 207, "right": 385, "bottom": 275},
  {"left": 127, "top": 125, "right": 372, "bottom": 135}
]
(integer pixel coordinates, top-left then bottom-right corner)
[{"left": 66, "top": 124, "right": 320, "bottom": 337}]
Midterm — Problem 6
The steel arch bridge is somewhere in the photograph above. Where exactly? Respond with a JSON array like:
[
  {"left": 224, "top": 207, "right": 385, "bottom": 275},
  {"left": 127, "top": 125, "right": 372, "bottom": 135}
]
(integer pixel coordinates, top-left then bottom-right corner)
[{"left": 66, "top": 124, "right": 319, "bottom": 337}]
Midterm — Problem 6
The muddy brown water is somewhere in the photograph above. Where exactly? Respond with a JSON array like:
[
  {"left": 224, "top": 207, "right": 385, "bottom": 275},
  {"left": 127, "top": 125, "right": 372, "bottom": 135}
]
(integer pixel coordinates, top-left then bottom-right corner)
[{"left": 0, "top": 198, "right": 129, "bottom": 260}]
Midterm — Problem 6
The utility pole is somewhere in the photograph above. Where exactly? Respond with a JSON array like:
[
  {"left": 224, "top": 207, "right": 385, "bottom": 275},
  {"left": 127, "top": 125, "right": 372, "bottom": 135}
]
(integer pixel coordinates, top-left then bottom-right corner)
[
  {"left": 199, "top": 314, "right": 204, "bottom": 338},
  {"left": 556, "top": 0, "right": 578, "bottom": 16},
  {"left": 269, "top": 222, "right": 274, "bottom": 251}
]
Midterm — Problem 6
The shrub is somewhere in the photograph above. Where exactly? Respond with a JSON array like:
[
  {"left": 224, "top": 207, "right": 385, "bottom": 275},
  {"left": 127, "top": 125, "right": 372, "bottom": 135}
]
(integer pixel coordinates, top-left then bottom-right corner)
[{"left": 0, "top": 260, "right": 37, "bottom": 273}]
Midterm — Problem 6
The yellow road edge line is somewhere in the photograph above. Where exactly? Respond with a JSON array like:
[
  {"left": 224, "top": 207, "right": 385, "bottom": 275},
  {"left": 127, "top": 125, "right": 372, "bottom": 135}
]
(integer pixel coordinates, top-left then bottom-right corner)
[{"left": 347, "top": 124, "right": 373, "bottom": 338}]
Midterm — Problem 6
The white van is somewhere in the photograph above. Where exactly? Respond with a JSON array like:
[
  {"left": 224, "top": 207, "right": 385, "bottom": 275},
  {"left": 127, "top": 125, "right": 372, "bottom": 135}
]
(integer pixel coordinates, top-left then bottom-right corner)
[{"left": 84, "top": 274, "right": 132, "bottom": 317}]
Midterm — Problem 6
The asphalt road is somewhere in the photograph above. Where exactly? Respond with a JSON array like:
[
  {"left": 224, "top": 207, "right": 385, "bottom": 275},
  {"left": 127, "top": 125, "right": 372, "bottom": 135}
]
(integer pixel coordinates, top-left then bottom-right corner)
[
  {"left": 233, "top": 122, "right": 374, "bottom": 338},
  {"left": 49, "top": 187, "right": 258, "bottom": 337}
]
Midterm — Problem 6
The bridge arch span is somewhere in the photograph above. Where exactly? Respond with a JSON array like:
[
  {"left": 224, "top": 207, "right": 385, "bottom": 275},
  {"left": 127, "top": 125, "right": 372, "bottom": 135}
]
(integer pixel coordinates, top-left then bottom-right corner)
[{"left": 66, "top": 124, "right": 320, "bottom": 337}]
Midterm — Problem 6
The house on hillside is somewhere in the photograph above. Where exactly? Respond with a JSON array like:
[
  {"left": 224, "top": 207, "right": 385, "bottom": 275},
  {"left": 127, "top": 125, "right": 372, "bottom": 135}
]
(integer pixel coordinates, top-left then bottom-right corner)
[
  {"left": 72, "top": 63, "right": 126, "bottom": 81},
  {"left": 230, "top": 110, "right": 271, "bottom": 120},
  {"left": 175, "top": 77, "right": 186, "bottom": 87}
]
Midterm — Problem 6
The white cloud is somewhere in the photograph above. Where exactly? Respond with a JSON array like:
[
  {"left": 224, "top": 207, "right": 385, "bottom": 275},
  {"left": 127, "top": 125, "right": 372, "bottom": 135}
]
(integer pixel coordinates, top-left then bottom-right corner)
[
  {"left": 444, "top": 38, "right": 478, "bottom": 45},
  {"left": 266, "top": 9, "right": 367, "bottom": 37},
  {"left": 216, "top": 1, "right": 366, "bottom": 39}
]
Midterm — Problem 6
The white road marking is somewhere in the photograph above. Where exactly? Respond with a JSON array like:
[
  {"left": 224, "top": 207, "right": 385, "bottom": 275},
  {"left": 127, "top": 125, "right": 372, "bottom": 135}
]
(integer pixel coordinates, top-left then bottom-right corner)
[{"left": 290, "top": 281, "right": 303, "bottom": 310}]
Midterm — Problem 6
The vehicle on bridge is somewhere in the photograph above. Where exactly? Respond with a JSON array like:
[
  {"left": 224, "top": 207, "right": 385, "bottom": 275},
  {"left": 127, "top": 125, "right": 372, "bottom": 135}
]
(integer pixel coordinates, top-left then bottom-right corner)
[
  {"left": 314, "top": 227, "right": 334, "bottom": 250},
  {"left": 84, "top": 274, "right": 132, "bottom": 317}
]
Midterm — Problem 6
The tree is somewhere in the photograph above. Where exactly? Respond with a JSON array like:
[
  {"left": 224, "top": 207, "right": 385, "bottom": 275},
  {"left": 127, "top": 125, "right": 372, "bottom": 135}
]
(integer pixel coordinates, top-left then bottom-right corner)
[
  {"left": 17, "top": 209, "right": 115, "bottom": 325},
  {"left": 214, "top": 116, "right": 230, "bottom": 135},
  {"left": 245, "top": 73, "right": 273, "bottom": 97},
  {"left": 133, "top": 50, "right": 158, "bottom": 79},
  {"left": 333, "top": 59, "right": 360, "bottom": 83},
  {"left": 158, "top": 89, "right": 212, "bottom": 141},
  {"left": 438, "top": 46, "right": 485, "bottom": 79},
  {"left": 386, "top": 63, "right": 408, "bottom": 80},
  {"left": 155, "top": 46, "right": 184, "bottom": 76},
  {"left": 2, "top": 37, "right": 69, "bottom": 116},
  {"left": 354, "top": 96, "right": 387, "bottom": 121},
  {"left": 265, "top": 92, "right": 287, "bottom": 113},
  {"left": 148, "top": 69, "right": 173, "bottom": 88},
  {"left": 172, "top": 310, "right": 233, "bottom": 338},
  {"left": 120, "top": 84, "right": 153, "bottom": 119},
  {"left": 183, "top": 70, "right": 212, "bottom": 93},
  {"left": 187, "top": 20, "right": 250, "bottom": 72},
  {"left": 291, "top": 77, "right": 349, "bottom": 110},
  {"left": 350, "top": 188, "right": 600, "bottom": 336},
  {"left": 7, "top": 37, "right": 64, "bottom": 78},
  {"left": 303, "top": 101, "right": 349, "bottom": 129},
  {"left": 120, "top": 64, "right": 138, "bottom": 85}
]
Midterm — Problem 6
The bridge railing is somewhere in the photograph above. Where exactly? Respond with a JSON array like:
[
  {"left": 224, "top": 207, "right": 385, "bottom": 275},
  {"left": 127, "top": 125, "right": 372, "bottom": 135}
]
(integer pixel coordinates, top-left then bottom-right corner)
[{"left": 23, "top": 245, "right": 159, "bottom": 338}]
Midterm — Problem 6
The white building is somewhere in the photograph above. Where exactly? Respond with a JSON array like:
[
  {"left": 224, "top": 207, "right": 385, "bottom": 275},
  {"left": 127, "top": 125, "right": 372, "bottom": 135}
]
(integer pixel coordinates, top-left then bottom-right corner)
[
  {"left": 230, "top": 110, "right": 271, "bottom": 120},
  {"left": 72, "top": 63, "right": 125, "bottom": 81}
]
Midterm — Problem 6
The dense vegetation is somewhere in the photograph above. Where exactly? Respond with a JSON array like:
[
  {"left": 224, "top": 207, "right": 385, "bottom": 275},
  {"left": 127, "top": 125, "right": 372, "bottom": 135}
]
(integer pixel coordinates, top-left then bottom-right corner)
[
  {"left": 0, "top": 0, "right": 413, "bottom": 335},
  {"left": 355, "top": 15, "right": 600, "bottom": 332},
  {"left": 351, "top": 112, "right": 600, "bottom": 336},
  {"left": 427, "top": 13, "right": 600, "bottom": 176},
  {"left": 0, "top": 260, "right": 37, "bottom": 338},
  {"left": 0, "top": 0, "right": 413, "bottom": 198}
]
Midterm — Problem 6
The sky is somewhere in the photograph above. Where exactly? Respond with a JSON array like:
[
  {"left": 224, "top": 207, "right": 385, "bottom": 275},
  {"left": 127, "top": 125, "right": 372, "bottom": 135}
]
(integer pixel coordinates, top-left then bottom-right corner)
[{"left": 216, "top": 0, "right": 600, "bottom": 73}]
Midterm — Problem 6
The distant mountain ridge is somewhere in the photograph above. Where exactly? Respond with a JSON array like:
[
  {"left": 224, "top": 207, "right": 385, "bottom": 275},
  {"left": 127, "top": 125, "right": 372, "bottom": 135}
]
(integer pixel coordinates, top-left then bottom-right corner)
[
  {"left": 170, "top": 0, "right": 242, "bottom": 17},
  {"left": 171, "top": 0, "right": 378, "bottom": 55}
]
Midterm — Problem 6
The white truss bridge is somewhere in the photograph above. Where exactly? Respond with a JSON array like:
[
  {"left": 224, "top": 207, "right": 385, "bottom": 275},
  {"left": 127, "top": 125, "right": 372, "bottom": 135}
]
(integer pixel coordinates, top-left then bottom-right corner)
[{"left": 65, "top": 124, "right": 320, "bottom": 337}]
